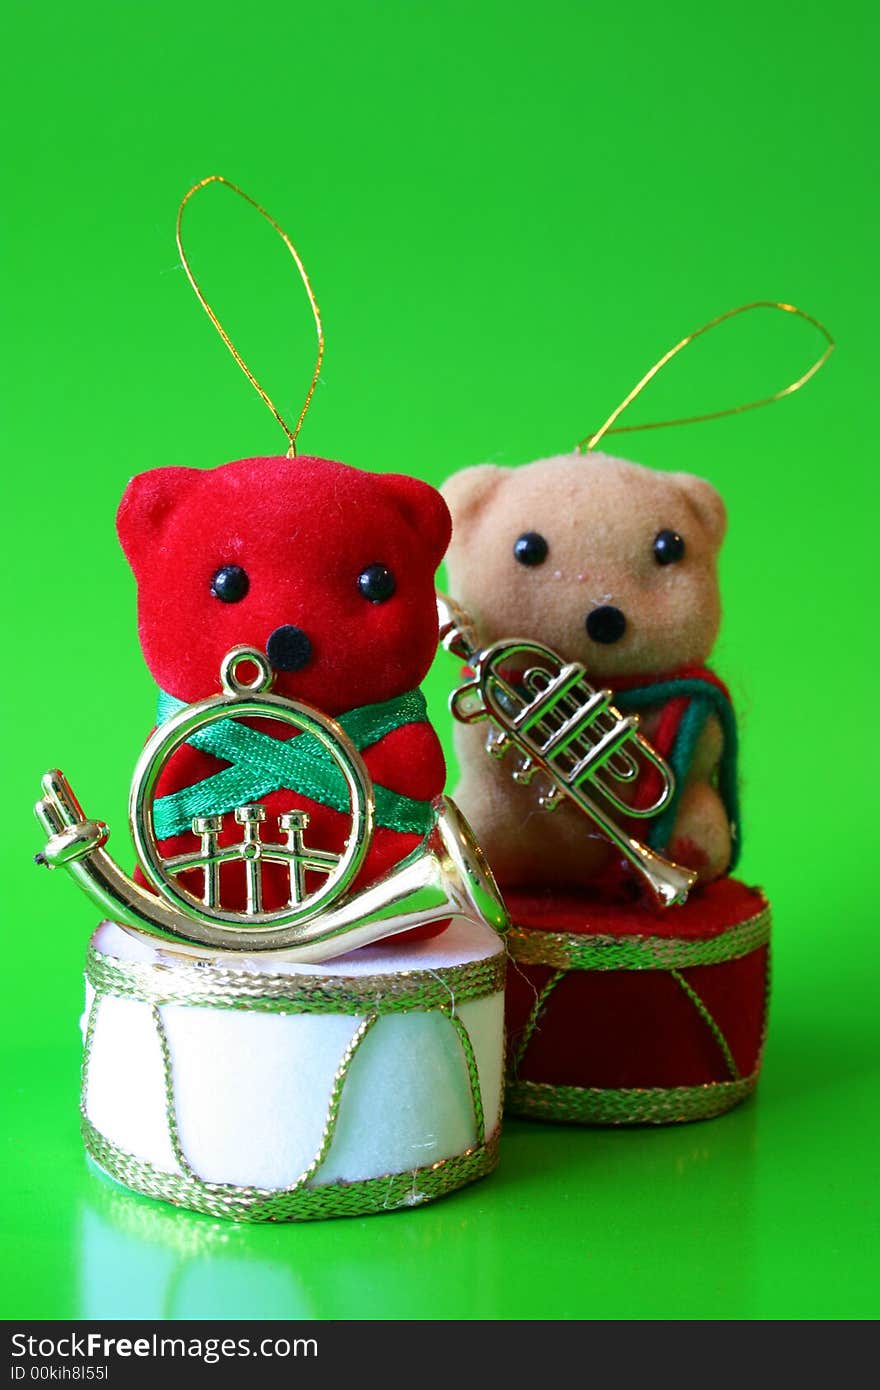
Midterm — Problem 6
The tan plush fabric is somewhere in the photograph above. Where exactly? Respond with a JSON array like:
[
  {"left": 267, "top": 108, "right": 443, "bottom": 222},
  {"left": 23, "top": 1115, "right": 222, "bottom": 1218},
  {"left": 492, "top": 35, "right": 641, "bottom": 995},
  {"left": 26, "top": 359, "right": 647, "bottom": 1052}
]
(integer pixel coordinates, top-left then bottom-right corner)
[{"left": 442, "top": 451, "right": 731, "bottom": 888}]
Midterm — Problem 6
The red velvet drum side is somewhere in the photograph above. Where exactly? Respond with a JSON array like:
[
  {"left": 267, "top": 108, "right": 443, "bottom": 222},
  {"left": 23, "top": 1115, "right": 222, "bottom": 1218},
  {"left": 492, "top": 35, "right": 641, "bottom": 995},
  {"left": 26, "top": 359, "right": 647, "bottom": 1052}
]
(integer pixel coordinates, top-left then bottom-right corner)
[{"left": 504, "top": 878, "right": 771, "bottom": 1124}]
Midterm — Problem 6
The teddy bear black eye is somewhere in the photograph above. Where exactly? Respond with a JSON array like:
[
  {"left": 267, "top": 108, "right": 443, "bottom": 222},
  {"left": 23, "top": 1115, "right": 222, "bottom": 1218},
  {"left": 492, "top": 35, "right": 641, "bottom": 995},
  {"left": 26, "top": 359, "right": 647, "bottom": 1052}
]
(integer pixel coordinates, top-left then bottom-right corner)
[
  {"left": 357, "top": 563, "right": 396, "bottom": 604},
  {"left": 653, "top": 530, "right": 685, "bottom": 566},
  {"left": 513, "top": 532, "right": 549, "bottom": 567},
  {"left": 210, "top": 564, "right": 250, "bottom": 602}
]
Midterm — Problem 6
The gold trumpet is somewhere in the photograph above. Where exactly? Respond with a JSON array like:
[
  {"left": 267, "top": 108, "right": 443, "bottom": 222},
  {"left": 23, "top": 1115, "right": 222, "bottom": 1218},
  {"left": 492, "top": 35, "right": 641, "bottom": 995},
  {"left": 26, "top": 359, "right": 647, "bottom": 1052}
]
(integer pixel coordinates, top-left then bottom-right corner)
[
  {"left": 34, "top": 647, "right": 508, "bottom": 960},
  {"left": 437, "top": 594, "right": 697, "bottom": 908}
]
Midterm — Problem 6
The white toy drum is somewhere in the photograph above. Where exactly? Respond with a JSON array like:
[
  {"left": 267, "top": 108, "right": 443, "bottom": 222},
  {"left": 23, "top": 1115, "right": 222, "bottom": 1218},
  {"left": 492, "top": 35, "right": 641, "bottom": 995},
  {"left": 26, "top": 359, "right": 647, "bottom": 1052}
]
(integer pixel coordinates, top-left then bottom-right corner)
[{"left": 81, "top": 918, "right": 505, "bottom": 1222}]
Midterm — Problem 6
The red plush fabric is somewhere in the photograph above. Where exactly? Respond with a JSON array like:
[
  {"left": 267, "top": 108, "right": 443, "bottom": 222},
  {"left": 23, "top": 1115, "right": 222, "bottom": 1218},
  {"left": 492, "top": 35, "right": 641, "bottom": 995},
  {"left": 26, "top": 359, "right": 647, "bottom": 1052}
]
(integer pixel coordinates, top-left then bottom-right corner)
[
  {"left": 120, "top": 456, "right": 452, "bottom": 942},
  {"left": 506, "top": 877, "right": 764, "bottom": 938},
  {"left": 506, "top": 879, "right": 769, "bottom": 1089},
  {"left": 117, "top": 456, "right": 451, "bottom": 712}
]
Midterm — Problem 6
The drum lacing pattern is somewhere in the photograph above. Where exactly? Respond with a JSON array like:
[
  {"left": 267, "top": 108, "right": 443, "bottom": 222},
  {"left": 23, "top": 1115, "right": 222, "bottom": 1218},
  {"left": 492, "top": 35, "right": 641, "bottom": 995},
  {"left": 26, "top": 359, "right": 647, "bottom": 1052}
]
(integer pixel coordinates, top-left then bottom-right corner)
[
  {"left": 80, "top": 947, "right": 502, "bottom": 1220},
  {"left": 505, "top": 903, "right": 771, "bottom": 1125}
]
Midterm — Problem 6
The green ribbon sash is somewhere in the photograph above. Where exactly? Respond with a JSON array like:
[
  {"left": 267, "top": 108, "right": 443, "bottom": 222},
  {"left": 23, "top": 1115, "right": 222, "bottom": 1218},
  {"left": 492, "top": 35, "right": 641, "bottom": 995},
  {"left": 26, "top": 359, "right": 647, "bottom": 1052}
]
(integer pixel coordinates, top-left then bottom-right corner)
[{"left": 152, "top": 687, "right": 435, "bottom": 842}]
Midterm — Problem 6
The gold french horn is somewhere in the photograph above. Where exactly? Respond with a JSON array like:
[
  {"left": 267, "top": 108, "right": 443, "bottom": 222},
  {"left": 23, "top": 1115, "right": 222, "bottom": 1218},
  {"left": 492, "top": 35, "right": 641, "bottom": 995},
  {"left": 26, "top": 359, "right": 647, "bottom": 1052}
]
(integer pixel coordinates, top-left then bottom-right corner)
[{"left": 34, "top": 647, "right": 507, "bottom": 960}]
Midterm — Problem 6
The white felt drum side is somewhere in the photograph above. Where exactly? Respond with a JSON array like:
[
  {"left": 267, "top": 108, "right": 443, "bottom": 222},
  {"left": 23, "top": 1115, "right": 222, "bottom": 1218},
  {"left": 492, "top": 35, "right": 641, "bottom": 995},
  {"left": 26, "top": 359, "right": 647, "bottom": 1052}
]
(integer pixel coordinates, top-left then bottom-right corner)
[{"left": 81, "top": 919, "right": 506, "bottom": 1220}]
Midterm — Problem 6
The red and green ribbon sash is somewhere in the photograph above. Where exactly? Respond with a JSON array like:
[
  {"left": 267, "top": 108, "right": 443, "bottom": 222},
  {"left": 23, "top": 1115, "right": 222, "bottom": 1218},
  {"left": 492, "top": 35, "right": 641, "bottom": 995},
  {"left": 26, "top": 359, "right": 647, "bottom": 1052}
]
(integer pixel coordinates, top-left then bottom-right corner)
[{"left": 614, "top": 669, "right": 740, "bottom": 868}]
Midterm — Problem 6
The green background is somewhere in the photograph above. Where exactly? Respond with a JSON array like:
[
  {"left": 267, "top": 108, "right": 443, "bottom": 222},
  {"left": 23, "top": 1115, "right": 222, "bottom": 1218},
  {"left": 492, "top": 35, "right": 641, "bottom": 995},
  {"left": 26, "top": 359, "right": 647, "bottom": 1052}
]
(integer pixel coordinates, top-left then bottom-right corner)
[{"left": 3, "top": 0, "right": 876, "bottom": 1321}]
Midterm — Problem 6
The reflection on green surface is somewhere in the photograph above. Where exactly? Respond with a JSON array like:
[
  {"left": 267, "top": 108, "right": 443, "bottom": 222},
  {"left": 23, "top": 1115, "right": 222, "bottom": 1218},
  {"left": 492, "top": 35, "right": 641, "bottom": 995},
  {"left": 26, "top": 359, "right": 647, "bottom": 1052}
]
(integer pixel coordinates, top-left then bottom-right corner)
[
  {"left": 76, "top": 1112, "right": 764, "bottom": 1321},
  {"left": 4, "top": 899, "right": 880, "bottom": 1321},
  {"left": 8, "top": 960, "right": 875, "bottom": 1321},
  {"left": 81, "top": 1173, "right": 316, "bottom": 1320}
]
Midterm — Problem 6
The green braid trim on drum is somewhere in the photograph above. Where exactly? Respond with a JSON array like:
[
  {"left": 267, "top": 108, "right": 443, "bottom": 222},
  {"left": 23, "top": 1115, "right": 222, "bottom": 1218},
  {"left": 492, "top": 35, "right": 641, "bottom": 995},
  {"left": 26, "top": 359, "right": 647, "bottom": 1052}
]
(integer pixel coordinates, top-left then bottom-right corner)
[
  {"left": 506, "top": 903, "right": 770, "bottom": 971},
  {"left": 84, "top": 943, "right": 506, "bottom": 1015},
  {"left": 505, "top": 1075, "right": 760, "bottom": 1125},
  {"left": 83, "top": 1118, "right": 500, "bottom": 1222}
]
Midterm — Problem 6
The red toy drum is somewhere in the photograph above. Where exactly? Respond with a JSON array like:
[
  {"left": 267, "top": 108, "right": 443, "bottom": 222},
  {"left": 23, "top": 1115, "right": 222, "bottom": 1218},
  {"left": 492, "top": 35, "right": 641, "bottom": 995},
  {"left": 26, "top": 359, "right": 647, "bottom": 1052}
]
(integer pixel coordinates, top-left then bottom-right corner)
[{"left": 504, "top": 878, "right": 771, "bottom": 1125}]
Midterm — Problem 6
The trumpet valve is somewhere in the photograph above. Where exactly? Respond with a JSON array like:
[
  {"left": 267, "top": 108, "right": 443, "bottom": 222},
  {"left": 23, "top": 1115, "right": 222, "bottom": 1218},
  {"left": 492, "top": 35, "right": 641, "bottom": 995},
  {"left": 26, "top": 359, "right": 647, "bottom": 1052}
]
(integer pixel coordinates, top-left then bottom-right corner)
[
  {"left": 512, "top": 756, "right": 537, "bottom": 786},
  {"left": 538, "top": 784, "right": 564, "bottom": 813},
  {"left": 485, "top": 727, "right": 510, "bottom": 760}
]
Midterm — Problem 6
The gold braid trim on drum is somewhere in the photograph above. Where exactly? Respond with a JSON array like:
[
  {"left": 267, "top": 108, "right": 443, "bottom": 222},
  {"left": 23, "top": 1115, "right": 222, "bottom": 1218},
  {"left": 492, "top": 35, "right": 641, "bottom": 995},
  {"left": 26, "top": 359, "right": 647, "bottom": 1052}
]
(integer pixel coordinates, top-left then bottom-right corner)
[
  {"left": 81, "top": 949, "right": 500, "bottom": 1221},
  {"left": 506, "top": 921, "right": 772, "bottom": 1126},
  {"left": 506, "top": 904, "right": 770, "bottom": 971},
  {"left": 82, "top": 1117, "right": 500, "bottom": 1222},
  {"left": 85, "top": 943, "right": 505, "bottom": 1014},
  {"left": 505, "top": 1075, "right": 761, "bottom": 1125}
]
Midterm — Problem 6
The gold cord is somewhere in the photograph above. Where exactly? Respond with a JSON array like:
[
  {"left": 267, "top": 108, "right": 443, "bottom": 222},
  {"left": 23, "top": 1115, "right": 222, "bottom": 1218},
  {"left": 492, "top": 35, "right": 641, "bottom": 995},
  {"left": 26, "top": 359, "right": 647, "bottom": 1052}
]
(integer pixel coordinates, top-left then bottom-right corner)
[
  {"left": 578, "top": 300, "right": 834, "bottom": 454},
  {"left": 176, "top": 175, "right": 324, "bottom": 457}
]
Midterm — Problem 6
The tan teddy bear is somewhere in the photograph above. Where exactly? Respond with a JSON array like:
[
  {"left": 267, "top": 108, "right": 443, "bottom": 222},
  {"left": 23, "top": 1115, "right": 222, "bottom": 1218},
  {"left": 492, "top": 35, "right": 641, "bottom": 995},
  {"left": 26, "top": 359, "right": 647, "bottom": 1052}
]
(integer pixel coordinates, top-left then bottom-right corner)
[{"left": 442, "top": 451, "right": 735, "bottom": 894}]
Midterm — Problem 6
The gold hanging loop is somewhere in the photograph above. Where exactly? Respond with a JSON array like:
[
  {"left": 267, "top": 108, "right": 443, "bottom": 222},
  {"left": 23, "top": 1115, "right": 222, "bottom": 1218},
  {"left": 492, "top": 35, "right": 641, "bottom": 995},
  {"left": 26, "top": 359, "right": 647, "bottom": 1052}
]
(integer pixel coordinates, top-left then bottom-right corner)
[
  {"left": 176, "top": 174, "right": 324, "bottom": 457},
  {"left": 577, "top": 301, "right": 834, "bottom": 454}
]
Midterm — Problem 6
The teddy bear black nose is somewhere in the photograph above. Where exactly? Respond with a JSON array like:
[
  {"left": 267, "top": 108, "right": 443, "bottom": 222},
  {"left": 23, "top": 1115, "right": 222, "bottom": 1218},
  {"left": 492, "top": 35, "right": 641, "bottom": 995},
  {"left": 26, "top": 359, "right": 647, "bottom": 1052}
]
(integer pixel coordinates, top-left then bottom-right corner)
[
  {"left": 266, "top": 625, "right": 313, "bottom": 672},
  {"left": 585, "top": 605, "right": 627, "bottom": 644}
]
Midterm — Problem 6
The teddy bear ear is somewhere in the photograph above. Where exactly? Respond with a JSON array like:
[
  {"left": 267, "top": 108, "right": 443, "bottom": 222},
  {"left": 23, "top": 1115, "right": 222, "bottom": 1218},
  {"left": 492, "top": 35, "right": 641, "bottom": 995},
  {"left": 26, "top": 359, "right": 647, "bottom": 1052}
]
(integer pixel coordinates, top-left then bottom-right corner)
[
  {"left": 673, "top": 472, "right": 727, "bottom": 548},
  {"left": 441, "top": 464, "right": 507, "bottom": 530},
  {"left": 381, "top": 473, "right": 452, "bottom": 566},
  {"left": 116, "top": 467, "right": 202, "bottom": 572}
]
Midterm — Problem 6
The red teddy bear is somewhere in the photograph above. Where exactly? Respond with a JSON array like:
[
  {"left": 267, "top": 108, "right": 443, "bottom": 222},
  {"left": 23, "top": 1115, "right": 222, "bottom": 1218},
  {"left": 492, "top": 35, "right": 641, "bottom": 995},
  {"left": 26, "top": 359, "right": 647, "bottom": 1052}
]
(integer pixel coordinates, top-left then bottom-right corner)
[{"left": 117, "top": 454, "right": 451, "bottom": 937}]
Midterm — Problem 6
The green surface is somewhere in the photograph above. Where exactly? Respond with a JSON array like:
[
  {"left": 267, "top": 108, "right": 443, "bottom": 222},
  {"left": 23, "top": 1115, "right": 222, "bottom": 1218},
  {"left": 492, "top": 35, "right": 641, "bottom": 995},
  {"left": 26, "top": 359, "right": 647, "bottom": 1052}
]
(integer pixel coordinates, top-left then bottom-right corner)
[{"left": 2, "top": 0, "right": 876, "bottom": 1321}]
